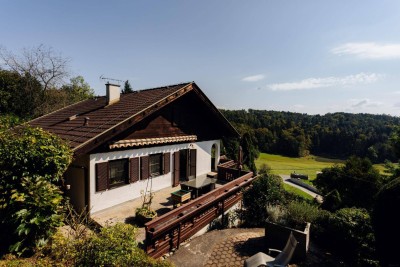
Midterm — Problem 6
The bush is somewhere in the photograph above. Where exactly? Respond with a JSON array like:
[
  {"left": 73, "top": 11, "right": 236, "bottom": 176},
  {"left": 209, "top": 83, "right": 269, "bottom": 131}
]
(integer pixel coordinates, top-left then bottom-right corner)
[
  {"left": 285, "top": 201, "right": 320, "bottom": 230},
  {"left": 327, "top": 208, "right": 377, "bottom": 266},
  {"left": 266, "top": 201, "right": 321, "bottom": 231},
  {"left": 242, "top": 173, "right": 286, "bottom": 226},
  {"left": 50, "top": 223, "right": 172, "bottom": 267},
  {"left": 0, "top": 126, "right": 72, "bottom": 255},
  {"left": 373, "top": 177, "right": 400, "bottom": 267}
]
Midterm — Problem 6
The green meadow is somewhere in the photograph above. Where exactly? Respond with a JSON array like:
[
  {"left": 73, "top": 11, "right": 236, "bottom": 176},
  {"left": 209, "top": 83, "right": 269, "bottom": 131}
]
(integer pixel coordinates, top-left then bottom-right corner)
[
  {"left": 255, "top": 153, "right": 395, "bottom": 181},
  {"left": 255, "top": 153, "right": 343, "bottom": 180}
]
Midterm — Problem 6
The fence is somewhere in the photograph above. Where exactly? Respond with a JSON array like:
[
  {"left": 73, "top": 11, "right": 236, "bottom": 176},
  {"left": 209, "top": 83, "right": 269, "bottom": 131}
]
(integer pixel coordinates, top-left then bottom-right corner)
[{"left": 144, "top": 170, "right": 256, "bottom": 258}]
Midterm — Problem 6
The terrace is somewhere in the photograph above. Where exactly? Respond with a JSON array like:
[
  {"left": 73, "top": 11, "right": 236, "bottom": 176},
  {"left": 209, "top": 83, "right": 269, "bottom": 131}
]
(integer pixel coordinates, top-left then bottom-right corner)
[{"left": 92, "top": 160, "right": 257, "bottom": 256}]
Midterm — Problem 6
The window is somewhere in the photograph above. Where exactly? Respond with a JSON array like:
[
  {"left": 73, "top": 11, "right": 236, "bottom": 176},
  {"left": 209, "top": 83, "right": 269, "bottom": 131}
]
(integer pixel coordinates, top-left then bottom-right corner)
[
  {"left": 109, "top": 159, "right": 129, "bottom": 188},
  {"left": 149, "top": 153, "right": 163, "bottom": 177}
]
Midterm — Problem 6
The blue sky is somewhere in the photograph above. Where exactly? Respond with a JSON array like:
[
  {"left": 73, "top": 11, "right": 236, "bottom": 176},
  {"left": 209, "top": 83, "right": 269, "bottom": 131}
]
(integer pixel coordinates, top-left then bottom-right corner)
[{"left": 1, "top": 1, "right": 400, "bottom": 115}]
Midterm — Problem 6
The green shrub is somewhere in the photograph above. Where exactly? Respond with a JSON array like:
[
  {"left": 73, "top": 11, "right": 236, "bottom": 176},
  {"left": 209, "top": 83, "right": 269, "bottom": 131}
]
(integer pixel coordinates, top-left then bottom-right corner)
[
  {"left": 243, "top": 173, "right": 286, "bottom": 226},
  {"left": 373, "top": 177, "right": 400, "bottom": 267},
  {"left": 6, "top": 176, "right": 64, "bottom": 255},
  {"left": 0, "top": 126, "right": 72, "bottom": 255},
  {"left": 327, "top": 208, "right": 377, "bottom": 266},
  {"left": 285, "top": 201, "right": 320, "bottom": 229},
  {"left": 49, "top": 223, "right": 173, "bottom": 267}
]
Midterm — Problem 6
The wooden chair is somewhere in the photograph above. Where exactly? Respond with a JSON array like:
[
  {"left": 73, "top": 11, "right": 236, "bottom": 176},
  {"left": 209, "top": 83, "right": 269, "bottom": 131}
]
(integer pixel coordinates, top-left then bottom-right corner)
[{"left": 244, "top": 232, "right": 298, "bottom": 267}]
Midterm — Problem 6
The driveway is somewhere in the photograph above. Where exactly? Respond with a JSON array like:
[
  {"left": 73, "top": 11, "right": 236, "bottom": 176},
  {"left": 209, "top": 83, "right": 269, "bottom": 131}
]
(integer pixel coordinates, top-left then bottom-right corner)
[{"left": 280, "top": 175, "right": 323, "bottom": 202}]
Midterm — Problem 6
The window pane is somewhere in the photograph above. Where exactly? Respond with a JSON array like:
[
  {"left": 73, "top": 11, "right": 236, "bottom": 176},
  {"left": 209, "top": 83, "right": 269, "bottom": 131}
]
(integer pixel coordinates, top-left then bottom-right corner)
[
  {"left": 109, "top": 159, "right": 128, "bottom": 187},
  {"left": 149, "top": 154, "right": 162, "bottom": 177}
]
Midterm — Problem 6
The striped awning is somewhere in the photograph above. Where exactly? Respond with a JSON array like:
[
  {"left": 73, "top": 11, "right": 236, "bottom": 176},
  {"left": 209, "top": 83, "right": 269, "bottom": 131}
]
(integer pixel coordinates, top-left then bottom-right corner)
[{"left": 109, "top": 135, "right": 197, "bottom": 149}]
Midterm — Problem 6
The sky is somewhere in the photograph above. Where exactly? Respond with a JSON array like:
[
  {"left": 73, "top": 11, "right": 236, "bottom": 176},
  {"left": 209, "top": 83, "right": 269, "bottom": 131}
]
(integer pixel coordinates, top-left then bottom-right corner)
[{"left": 1, "top": 1, "right": 400, "bottom": 116}]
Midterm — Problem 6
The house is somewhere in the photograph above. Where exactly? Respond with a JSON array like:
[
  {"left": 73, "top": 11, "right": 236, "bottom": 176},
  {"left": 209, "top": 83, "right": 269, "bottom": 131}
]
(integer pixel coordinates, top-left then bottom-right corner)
[{"left": 29, "top": 82, "right": 239, "bottom": 214}]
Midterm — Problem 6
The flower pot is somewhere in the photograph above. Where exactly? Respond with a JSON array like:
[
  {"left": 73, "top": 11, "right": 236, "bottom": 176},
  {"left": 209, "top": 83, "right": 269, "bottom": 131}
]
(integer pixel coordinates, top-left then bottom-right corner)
[{"left": 135, "top": 208, "right": 157, "bottom": 226}]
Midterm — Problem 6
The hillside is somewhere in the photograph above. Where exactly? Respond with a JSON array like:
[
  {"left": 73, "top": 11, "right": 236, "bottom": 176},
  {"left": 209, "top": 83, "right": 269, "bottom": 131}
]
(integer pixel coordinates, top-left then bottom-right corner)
[{"left": 221, "top": 109, "right": 400, "bottom": 163}]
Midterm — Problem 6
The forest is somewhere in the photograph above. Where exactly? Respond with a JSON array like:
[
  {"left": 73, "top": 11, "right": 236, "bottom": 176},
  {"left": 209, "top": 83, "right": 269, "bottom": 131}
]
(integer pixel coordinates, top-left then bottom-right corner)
[{"left": 221, "top": 109, "right": 400, "bottom": 163}]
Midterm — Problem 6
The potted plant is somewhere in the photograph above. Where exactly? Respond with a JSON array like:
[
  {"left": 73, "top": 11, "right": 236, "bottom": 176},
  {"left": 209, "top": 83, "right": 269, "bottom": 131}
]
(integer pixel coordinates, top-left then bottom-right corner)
[
  {"left": 264, "top": 203, "right": 313, "bottom": 261},
  {"left": 135, "top": 190, "right": 157, "bottom": 225}
]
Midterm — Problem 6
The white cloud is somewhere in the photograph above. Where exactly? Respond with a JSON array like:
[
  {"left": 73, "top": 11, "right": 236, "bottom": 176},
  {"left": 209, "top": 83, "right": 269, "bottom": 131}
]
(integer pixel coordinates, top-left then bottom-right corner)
[
  {"left": 242, "top": 74, "right": 265, "bottom": 82},
  {"left": 332, "top": 42, "right": 400, "bottom": 59},
  {"left": 268, "top": 73, "right": 381, "bottom": 91}
]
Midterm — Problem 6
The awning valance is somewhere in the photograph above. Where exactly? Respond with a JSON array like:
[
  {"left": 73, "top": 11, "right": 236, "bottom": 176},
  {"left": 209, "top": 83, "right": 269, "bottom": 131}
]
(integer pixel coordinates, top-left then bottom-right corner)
[{"left": 109, "top": 135, "right": 197, "bottom": 149}]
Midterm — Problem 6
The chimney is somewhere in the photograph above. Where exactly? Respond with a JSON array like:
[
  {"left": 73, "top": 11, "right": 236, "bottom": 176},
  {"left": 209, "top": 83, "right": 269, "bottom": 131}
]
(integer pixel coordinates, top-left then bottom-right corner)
[{"left": 106, "top": 83, "right": 121, "bottom": 105}]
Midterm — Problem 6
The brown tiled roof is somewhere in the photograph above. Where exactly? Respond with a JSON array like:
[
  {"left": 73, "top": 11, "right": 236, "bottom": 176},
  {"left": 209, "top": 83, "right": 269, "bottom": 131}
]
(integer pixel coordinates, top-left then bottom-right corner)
[{"left": 29, "top": 82, "right": 193, "bottom": 151}]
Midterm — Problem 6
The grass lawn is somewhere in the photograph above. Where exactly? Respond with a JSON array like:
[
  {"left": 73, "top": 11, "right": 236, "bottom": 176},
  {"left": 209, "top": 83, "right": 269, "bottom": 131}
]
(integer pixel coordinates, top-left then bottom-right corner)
[
  {"left": 283, "top": 183, "right": 315, "bottom": 201},
  {"left": 255, "top": 153, "right": 343, "bottom": 180}
]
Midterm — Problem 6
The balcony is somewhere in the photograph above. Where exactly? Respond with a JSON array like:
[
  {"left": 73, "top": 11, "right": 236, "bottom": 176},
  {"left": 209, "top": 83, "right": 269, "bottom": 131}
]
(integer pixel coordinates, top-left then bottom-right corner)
[{"left": 91, "top": 160, "right": 257, "bottom": 258}]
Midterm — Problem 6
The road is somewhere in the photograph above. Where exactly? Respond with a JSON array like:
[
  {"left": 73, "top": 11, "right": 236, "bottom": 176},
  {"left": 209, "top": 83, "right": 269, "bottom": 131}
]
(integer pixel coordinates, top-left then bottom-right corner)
[{"left": 280, "top": 175, "right": 323, "bottom": 203}]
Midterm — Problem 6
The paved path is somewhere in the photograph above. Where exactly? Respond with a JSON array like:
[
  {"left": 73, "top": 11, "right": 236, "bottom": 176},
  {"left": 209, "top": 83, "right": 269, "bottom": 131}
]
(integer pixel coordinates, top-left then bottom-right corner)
[
  {"left": 168, "top": 228, "right": 265, "bottom": 267},
  {"left": 280, "top": 175, "right": 323, "bottom": 202}
]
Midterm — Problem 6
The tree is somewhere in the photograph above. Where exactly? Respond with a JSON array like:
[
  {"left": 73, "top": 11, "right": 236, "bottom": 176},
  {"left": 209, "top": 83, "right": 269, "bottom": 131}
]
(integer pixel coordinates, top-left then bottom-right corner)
[
  {"left": 0, "top": 126, "right": 72, "bottom": 255},
  {"left": 0, "top": 44, "right": 70, "bottom": 91},
  {"left": 62, "top": 76, "right": 94, "bottom": 102},
  {"left": 242, "top": 173, "right": 286, "bottom": 226},
  {"left": 122, "top": 80, "right": 133, "bottom": 94},
  {"left": 0, "top": 70, "right": 43, "bottom": 118},
  {"left": 327, "top": 208, "right": 377, "bottom": 265},
  {"left": 373, "top": 177, "right": 400, "bottom": 267},
  {"left": 314, "top": 157, "right": 383, "bottom": 210}
]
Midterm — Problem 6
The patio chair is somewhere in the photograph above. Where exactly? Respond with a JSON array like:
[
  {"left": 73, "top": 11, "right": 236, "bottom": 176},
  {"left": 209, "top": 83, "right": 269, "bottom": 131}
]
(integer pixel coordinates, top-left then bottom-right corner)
[{"left": 244, "top": 232, "right": 298, "bottom": 267}]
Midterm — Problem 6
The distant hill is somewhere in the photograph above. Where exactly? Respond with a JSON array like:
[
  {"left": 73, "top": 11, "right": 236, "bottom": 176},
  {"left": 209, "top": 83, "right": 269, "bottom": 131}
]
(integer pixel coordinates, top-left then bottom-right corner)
[{"left": 221, "top": 109, "right": 400, "bottom": 163}]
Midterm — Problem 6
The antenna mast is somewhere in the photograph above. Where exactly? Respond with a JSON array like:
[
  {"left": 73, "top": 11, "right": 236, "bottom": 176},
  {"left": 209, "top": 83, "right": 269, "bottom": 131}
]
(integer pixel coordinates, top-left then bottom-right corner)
[{"left": 100, "top": 75, "right": 125, "bottom": 84}]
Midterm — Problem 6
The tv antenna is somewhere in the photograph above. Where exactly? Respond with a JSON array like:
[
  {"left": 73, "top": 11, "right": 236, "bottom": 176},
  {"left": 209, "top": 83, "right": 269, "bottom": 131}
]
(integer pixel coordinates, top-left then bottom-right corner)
[{"left": 100, "top": 75, "right": 125, "bottom": 84}]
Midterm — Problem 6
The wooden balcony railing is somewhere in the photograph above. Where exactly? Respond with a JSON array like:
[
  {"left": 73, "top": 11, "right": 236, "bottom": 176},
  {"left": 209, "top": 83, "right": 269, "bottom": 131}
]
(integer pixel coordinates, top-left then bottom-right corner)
[{"left": 144, "top": 169, "right": 256, "bottom": 258}]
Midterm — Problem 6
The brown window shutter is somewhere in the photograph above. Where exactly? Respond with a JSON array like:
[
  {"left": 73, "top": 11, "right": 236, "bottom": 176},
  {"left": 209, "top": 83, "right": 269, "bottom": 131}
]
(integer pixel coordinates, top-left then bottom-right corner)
[
  {"left": 96, "top": 162, "right": 108, "bottom": 192},
  {"left": 140, "top": 156, "right": 149, "bottom": 179},
  {"left": 173, "top": 151, "right": 180, "bottom": 187},
  {"left": 163, "top": 152, "right": 171, "bottom": 174},
  {"left": 130, "top": 157, "right": 140, "bottom": 183},
  {"left": 190, "top": 149, "right": 197, "bottom": 178}
]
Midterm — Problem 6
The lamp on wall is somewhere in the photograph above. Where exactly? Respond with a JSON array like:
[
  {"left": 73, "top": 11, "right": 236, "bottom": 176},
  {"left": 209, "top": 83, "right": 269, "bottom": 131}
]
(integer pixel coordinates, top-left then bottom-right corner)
[{"left": 189, "top": 143, "right": 194, "bottom": 148}]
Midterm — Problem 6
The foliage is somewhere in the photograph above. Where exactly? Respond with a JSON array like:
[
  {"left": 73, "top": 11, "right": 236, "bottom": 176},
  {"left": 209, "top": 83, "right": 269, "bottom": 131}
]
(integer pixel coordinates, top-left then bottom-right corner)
[
  {"left": 266, "top": 201, "right": 320, "bottom": 230},
  {"left": 0, "top": 114, "right": 22, "bottom": 130},
  {"left": 221, "top": 136, "right": 239, "bottom": 161},
  {"left": 5, "top": 176, "right": 64, "bottom": 255},
  {"left": 0, "top": 126, "right": 72, "bottom": 183},
  {"left": 372, "top": 177, "right": 400, "bottom": 267},
  {"left": 135, "top": 207, "right": 157, "bottom": 218},
  {"left": 320, "top": 189, "right": 342, "bottom": 212},
  {"left": 241, "top": 131, "right": 259, "bottom": 173},
  {"left": 314, "top": 157, "right": 383, "bottom": 210},
  {"left": 285, "top": 201, "right": 320, "bottom": 229},
  {"left": 0, "top": 70, "right": 43, "bottom": 118},
  {"left": 0, "top": 126, "right": 72, "bottom": 255},
  {"left": 122, "top": 80, "right": 133, "bottom": 93},
  {"left": 61, "top": 76, "right": 94, "bottom": 103},
  {"left": 242, "top": 173, "right": 286, "bottom": 226},
  {"left": 50, "top": 223, "right": 173, "bottom": 267},
  {"left": 326, "top": 208, "right": 377, "bottom": 266},
  {"left": 221, "top": 109, "right": 400, "bottom": 162}
]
